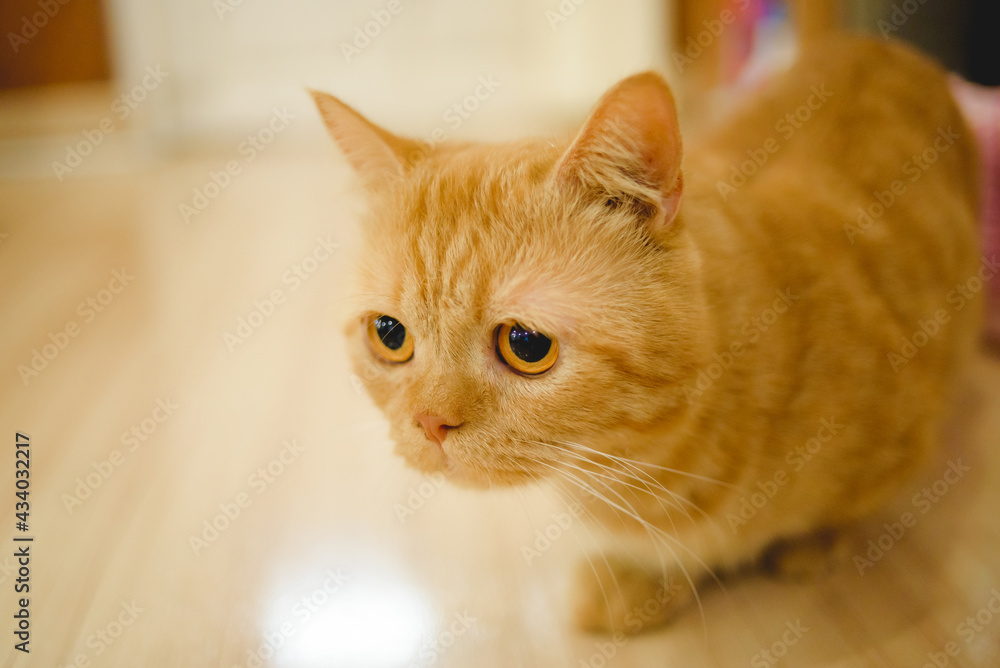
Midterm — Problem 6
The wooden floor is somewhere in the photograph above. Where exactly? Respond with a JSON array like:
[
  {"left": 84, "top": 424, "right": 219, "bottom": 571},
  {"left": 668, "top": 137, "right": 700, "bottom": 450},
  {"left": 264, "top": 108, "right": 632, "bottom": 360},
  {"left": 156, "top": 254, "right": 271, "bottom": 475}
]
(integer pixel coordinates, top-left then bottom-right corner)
[{"left": 2, "top": 97, "right": 1000, "bottom": 668}]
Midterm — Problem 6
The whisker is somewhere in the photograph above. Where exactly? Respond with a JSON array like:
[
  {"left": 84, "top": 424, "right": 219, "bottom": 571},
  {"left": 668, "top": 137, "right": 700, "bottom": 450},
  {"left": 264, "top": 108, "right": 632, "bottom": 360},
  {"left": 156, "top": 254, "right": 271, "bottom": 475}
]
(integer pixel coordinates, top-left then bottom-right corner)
[
  {"left": 561, "top": 450, "right": 689, "bottom": 534},
  {"left": 524, "top": 462, "right": 647, "bottom": 562},
  {"left": 538, "top": 455, "right": 678, "bottom": 595},
  {"left": 539, "top": 440, "right": 718, "bottom": 529},
  {"left": 548, "top": 456, "right": 649, "bottom": 533},
  {"left": 551, "top": 440, "right": 728, "bottom": 530},
  {"left": 532, "top": 458, "right": 711, "bottom": 626},
  {"left": 558, "top": 440, "right": 739, "bottom": 491},
  {"left": 521, "top": 465, "right": 623, "bottom": 619}
]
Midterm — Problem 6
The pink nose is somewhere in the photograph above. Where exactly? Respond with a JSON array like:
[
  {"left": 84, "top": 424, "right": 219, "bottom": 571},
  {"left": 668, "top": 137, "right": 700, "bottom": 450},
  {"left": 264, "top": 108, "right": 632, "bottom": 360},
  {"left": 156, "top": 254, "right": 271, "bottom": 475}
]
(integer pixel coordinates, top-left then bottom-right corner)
[{"left": 415, "top": 413, "right": 462, "bottom": 446}]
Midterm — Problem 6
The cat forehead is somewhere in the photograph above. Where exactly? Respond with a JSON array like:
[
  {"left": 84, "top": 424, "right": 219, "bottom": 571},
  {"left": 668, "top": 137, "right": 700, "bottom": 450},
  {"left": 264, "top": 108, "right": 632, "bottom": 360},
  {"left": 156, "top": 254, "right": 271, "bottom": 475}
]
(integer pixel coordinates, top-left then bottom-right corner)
[
  {"left": 358, "top": 205, "right": 600, "bottom": 334},
  {"left": 365, "top": 146, "right": 565, "bottom": 278},
  {"left": 354, "top": 140, "right": 642, "bottom": 331},
  {"left": 406, "top": 143, "right": 556, "bottom": 220},
  {"left": 362, "top": 209, "right": 569, "bottom": 319}
]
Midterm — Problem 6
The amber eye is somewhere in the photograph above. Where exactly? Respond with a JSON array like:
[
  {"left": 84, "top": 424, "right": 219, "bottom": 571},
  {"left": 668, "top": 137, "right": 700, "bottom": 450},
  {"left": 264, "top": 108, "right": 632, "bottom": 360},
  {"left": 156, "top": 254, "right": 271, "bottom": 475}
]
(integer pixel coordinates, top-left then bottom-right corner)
[
  {"left": 496, "top": 323, "right": 558, "bottom": 375},
  {"left": 367, "top": 314, "right": 414, "bottom": 363}
]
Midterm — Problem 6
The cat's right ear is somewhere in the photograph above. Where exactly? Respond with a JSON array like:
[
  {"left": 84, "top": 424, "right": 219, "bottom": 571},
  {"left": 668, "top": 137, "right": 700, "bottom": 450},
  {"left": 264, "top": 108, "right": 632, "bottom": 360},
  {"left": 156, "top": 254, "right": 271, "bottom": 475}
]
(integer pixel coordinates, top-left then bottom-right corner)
[
  {"left": 309, "top": 89, "right": 418, "bottom": 188},
  {"left": 551, "top": 72, "right": 684, "bottom": 238}
]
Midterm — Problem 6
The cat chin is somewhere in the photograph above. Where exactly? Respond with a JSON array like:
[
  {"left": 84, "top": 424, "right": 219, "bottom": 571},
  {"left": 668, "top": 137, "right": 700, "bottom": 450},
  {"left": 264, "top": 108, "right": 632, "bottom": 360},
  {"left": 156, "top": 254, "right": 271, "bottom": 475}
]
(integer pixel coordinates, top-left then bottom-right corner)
[
  {"left": 440, "top": 466, "right": 536, "bottom": 490},
  {"left": 393, "top": 441, "right": 446, "bottom": 475},
  {"left": 393, "top": 441, "right": 537, "bottom": 489}
]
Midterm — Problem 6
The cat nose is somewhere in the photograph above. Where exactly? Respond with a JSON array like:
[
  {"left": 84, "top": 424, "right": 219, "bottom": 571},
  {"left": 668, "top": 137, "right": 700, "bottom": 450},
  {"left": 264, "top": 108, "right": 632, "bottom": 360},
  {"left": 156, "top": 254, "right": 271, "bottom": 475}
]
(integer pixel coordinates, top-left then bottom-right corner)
[{"left": 415, "top": 413, "right": 463, "bottom": 446}]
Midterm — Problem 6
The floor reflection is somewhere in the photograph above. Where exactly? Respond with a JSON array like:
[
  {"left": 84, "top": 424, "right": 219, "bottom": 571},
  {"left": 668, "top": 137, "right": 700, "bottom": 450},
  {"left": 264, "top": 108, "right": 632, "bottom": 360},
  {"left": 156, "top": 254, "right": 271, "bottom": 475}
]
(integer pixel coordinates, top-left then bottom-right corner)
[{"left": 260, "top": 557, "right": 435, "bottom": 667}]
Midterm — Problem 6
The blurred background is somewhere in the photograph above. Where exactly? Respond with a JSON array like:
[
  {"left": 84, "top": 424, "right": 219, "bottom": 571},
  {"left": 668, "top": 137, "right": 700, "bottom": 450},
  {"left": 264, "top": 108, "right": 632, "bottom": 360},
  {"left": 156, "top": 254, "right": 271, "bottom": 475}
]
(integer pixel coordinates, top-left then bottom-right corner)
[
  {"left": 1, "top": 0, "right": 997, "bottom": 174},
  {"left": 1, "top": 1, "right": 999, "bottom": 667}
]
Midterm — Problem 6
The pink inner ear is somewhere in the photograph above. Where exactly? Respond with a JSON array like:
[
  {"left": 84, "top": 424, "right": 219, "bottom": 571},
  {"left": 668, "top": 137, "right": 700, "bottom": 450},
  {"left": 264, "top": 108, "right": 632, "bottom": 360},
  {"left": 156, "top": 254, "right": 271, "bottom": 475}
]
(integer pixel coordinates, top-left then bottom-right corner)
[
  {"left": 659, "top": 173, "right": 683, "bottom": 227},
  {"left": 615, "top": 78, "right": 683, "bottom": 192},
  {"left": 554, "top": 72, "right": 684, "bottom": 224}
]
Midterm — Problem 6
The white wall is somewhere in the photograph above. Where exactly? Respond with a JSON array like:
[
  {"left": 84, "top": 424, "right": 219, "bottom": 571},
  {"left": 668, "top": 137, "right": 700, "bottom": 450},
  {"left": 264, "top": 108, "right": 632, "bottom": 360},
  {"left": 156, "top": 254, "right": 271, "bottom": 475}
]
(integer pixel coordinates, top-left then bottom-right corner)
[{"left": 104, "top": 0, "right": 674, "bottom": 151}]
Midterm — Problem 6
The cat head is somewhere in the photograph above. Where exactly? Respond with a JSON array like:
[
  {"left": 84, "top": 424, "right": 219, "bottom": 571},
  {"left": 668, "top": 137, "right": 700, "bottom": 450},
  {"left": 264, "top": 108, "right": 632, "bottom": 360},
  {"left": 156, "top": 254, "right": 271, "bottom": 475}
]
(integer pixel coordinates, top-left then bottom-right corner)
[{"left": 312, "top": 73, "right": 709, "bottom": 488}]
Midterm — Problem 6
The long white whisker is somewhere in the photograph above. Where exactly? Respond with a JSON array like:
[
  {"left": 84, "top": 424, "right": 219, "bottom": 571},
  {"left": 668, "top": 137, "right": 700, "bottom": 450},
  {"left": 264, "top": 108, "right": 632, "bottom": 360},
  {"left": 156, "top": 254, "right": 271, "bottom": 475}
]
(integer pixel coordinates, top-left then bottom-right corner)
[
  {"left": 525, "top": 440, "right": 725, "bottom": 584},
  {"left": 522, "top": 465, "right": 624, "bottom": 618},
  {"left": 539, "top": 455, "right": 678, "bottom": 598},
  {"left": 551, "top": 456, "right": 653, "bottom": 533},
  {"left": 550, "top": 445, "right": 690, "bottom": 531},
  {"left": 541, "top": 440, "right": 718, "bottom": 528},
  {"left": 524, "top": 461, "right": 654, "bottom": 566},
  {"left": 559, "top": 440, "right": 739, "bottom": 491},
  {"left": 532, "top": 459, "right": 709, "bottom": 625}
]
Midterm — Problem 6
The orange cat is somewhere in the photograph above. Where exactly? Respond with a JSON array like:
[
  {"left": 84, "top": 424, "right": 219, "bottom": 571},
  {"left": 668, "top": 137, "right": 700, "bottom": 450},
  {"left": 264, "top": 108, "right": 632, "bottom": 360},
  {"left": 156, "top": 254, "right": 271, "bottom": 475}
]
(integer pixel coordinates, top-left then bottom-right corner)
[{"left": 312, "top": 35, "right": 982, "bottom": 633}]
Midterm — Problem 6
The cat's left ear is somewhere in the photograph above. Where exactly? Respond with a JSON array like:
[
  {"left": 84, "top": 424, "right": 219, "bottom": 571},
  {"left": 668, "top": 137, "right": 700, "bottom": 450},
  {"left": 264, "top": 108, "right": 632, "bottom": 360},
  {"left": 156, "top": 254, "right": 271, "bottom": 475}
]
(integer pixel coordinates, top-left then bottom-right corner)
[
  {"left": 552, "top": 72, "right": 683, "bottom": 237},
  {"left": 309, "top": 89, "right": 419, "bottom": 188}
]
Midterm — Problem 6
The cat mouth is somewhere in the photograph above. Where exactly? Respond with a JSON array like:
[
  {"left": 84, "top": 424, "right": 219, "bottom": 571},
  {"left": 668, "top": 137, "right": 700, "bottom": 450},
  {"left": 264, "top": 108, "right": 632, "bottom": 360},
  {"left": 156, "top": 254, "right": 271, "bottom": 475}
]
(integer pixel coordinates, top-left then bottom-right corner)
[{"left": 393, "top": 436, "right": 544, "bottom": 489}]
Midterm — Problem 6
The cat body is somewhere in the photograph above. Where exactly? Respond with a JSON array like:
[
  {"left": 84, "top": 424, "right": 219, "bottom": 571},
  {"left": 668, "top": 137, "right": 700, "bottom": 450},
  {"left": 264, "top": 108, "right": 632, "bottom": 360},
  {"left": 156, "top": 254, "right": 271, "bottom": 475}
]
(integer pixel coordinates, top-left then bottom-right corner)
[
  {"left": 609, "top": 37, "right": 983, "bottom": 617},
  {"left": 313, "top": 35, "right": 981, "bottom": 632}
]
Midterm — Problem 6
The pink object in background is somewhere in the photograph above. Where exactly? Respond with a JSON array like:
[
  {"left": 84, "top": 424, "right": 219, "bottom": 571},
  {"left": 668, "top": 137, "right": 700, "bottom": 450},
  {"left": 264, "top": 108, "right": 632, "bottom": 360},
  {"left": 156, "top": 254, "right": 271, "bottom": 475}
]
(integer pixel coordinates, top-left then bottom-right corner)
[
  {"left": 720, "top": 0, "right": 766, "bottom": 84},
  {"left": 950, "top": 75, "right": 1000, "bottom": 344}
]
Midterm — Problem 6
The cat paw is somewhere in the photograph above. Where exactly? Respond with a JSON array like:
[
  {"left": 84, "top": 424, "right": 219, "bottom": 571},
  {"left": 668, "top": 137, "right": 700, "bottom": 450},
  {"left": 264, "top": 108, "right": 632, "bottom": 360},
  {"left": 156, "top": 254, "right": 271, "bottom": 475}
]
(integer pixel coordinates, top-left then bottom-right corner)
[
  {"left": 571, "top": 553, "right": 693, "bottom": 634},
  {"left": 761, "top": 528, "right": 850, "bottom": 579}
]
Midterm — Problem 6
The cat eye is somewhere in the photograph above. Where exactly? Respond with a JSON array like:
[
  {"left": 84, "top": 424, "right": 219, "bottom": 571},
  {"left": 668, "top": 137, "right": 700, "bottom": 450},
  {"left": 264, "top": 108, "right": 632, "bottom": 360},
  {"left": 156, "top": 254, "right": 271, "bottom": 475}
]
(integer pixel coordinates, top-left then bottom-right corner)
[
  {"left": 367, "top": 314, "right": 414, "bottom": 363},
  {"left": 495, "top": 322, "right": 558, "bottom": 375}
]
